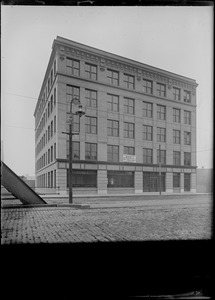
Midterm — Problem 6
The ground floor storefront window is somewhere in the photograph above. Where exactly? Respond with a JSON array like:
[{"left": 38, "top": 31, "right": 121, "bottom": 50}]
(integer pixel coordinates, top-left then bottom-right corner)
[
  {"left": 67, "top": 169, "right": 97, "bottom": 187},
  {"left": 107, "top": 171, "right": 134, "bottom": 188},
  {"left": 143, "top": 172, "right": 166, "bottom": 192}
]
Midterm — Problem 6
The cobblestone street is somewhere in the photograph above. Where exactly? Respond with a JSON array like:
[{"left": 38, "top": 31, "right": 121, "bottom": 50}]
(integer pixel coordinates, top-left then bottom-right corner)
[{"left": 1, "top": 197, "right": 212, "bottom": 244}]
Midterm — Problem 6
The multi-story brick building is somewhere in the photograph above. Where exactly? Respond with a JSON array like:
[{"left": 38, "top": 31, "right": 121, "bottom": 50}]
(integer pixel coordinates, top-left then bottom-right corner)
[{"left": 34, "top": 36, "right": 198, "bottom": 195}]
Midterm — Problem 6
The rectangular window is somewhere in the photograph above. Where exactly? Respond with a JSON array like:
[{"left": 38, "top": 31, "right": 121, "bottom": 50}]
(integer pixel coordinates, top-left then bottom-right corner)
[
  {"left": 107, "top": 171, "right": 134, "bottom": 188},
  {"left": 157, "top": 105, "right": 166, "bottom": 120},
  {"left": 124, "top": 122, "right": 134, "bottom": 139},
  {"left": 143, "top": 101, "right": 153, "bottom": 118},
  {"left": 85, "top": 116, "right": 97, "bottom": 134},
  {"left": 124, "top": 146, "right": 135, "bottom": 155},
  {"left": 184, "top": 131, "right": 191, "bottom": 145},
  {"left": 173, "top": 130, "right": 181, "bottom": 144},
  {"left": 54, "top": 88, "right": 56, "bottom": 107},
  {"left": 124, "top": 74, "right": 135, "bottom": 89},
  {"left": 107, "top": 69, "right": 119, "bottom": 85},
  {"left": 157, "top": 149, "right": 166, "bottom": 164},
  {"left": 143, "top": 125, "right": 153, "bottom": 141},
  {"left": 54, "top": 143, "right": 56, "bottom": 160},
  {"left": 184, "top": 90, "right": 191, "bottom": 103},
  {"left": 184, "top": 152, "right": 191, "bottom": 166},
  {"left": 69, "top": 170, "right": 97, "bottom": 188},
  {"left": 85, "top": 89, "right": 97, "bottom": 108},
  {"left": 107, "top": 145, "right": 119, "bottom": 162},
  {"left": 85, "top": 143, "right": 97, "bottom": 161},
  {"left": 173, "top": 108, "right": 180, "bottom": 123},
  {"left": 173, "top": 87, "right": 181, "bottom": 101},
  {"left": 66, "top": 85, "right": 80, "bottom": 104},
  {"left": 66, "top": 141, "right": 80, "bottom": 160},
  {"left": 143, "top": 172, "right": 166, "bottom": 192},
  {"left": 157, "top": 83, "right": 166, "bottom": 97},
  {"left": 143, "top": 79, "right": 153, "bottom": 94},
  {"left": 157, "top": 127, "right": 166, "bottom": 143},
  {"left": 173, "top": 173, "right": 180, "bottom": 188},
  {"left": 184, "top": 110, "right": 191, "bottom": 125},
  {"left": 85, "top": 63, "right": 97, "bottom": 80},
  {"left": 66, "top": 58, "right": 80, "bottom": 76},
  {"left": 50, "top": 121, "right": 53, "bottom": 138},
  {"left": 107, "top": 119, "right": 119, "bottom": 137},
  {"left": 54, "top": 116, "right": 56, "bottom": 133},
  {"left": 51, "top": 146, "right": 53, "bottom": 162},
  {"left": 107, "top": 94, "right": 119, "bottom": 112},
  {"left": 173, "top": 151, "right": 181, "bottom": 165},
  {"left": 71, "top": 114, "right": 80, "bottom": 133},
  {"left": 143, "top": 148, "right": 153, "bottom": 164},
  {"left": 48, "top": 149, "right": 50, "bottom": 164},
  {"left": 124, "top": 98, "right": 134, "bottom": 115}
]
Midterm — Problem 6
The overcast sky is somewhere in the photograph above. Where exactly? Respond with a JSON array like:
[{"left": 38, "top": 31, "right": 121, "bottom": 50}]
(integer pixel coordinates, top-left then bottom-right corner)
[{"left": 1, "top": 6, "right": 213, "bottom": 176}]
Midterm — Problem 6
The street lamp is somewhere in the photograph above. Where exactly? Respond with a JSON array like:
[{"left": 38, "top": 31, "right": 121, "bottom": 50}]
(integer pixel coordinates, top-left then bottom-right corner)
[{"left": 68, "top": 98, "right": 85, "bottom": 203}]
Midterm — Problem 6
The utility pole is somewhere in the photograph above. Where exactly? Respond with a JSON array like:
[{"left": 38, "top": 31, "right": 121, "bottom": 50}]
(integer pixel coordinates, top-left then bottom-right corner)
[{"left": 62, "top": 98, "right": 85, "bottom": 204}]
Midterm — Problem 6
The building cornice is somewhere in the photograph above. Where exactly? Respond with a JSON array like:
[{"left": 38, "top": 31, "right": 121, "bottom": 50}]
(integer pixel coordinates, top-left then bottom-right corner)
[
  {"left": 56, "top": 158, "right": 197, "bottom": 170},
  {"left": 54, "top": 36, "right": 198, "bottom": 93}
]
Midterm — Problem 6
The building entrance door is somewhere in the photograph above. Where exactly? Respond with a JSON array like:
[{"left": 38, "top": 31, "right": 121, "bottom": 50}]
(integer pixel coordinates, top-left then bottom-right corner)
[{"left": 184, "top": 173, "right": 191, "bottom": 191}]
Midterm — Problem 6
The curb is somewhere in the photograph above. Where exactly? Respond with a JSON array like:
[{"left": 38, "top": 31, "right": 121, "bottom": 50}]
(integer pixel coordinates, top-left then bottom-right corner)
[{"left": 1, "top": 204, "right": 91, "bottom": 209}]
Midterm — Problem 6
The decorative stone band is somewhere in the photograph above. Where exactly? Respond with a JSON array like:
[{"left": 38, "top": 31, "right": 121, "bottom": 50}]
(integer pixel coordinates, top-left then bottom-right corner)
[{"left": 58, "top": 45, "right": 198, "bottom": 93}]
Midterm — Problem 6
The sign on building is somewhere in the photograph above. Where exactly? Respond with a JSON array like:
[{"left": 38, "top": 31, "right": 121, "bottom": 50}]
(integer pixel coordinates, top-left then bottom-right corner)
[{"left": 123, "top": 154, "right": 136, "bottom": 163}]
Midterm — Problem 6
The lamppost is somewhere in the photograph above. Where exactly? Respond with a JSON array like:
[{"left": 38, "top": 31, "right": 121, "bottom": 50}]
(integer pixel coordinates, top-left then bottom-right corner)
[{"left": 68, "top": 98, "right": 85, "bottom": 204}]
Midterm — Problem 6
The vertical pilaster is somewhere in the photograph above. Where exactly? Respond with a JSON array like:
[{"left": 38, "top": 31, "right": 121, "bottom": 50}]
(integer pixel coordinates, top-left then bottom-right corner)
[
  {"left": 180, "top": 172, "right": 184, "bottom": 193},
  {"left": 57, "top": 169, "right": 67, "bottom": 195},
  {"left": 135, "top": 171, "right": 143, "bottom": 193},
  {"left": 97, "top": 170, "right": 107, "bottom": 195},
  {"left": 166, "top": 172, "right": 173, "bottom": 193}
]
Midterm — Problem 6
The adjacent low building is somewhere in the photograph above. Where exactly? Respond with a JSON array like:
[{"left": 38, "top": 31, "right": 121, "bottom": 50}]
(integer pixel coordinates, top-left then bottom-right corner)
[{"left": 34, "top": 36, "right": 198, "bottom": 195}]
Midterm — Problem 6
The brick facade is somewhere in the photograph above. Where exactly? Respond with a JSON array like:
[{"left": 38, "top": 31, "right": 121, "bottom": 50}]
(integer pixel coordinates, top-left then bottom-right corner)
[{"left": 34, "top": 37, "right": 198, "bottom": 195}]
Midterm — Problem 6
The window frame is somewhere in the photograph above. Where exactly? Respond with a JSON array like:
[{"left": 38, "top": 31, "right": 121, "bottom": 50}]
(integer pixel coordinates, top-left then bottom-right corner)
[
  {"left": 124, "top": 122, "right": 135, "bottom": 139},
  {"left": 124, "top": 97, "right": 135, "bottom": 115},
  {"left": 173, "top": 151, "right": 181, "bottom": 165},
  {"left": 173, "top": 129, "right": 181, "bottom": 144},
  {"left": 173, "top": 108, "right": 181, "bottom": 123},
  {"left": 143, "top": 148, "right": 153, "bottom": 164},
  {"left": 173, "top": 87, "right": 181, "bottom": 101},
  {"left": 107, "top": 69, "right": 119, "bottom": 85},
  {"left": 85, "top": 63, "right": 97, "bottom": 80},
  {"left": 143, "top": 79, "right": 153, "bottom": 94},
  {"left": 143, "top": 125, "right": 153, "bottom": 141},
  {"left": 124, "top": 73, "right": 135, "bottom": 89},
  {"left": 157, "top": 127, "right": 166, "bottom": 143},
  {"left": 85, "top": 142, "right": 97, "bottom": 161},
  {"left": 143, "top": 101, "right": 153, "bottom": 118},
  {"left": 157, "top": 105, "right": 166, "bottom": 120},
  {"left": 85, "top": 89, "right": 97, "bottom": 108},
  {"left": 184, "top": 131, "right": 191, "bottom": 145},
  {"left": 85, "top": 116, "right": 97, "bottom": 134},
  {"left": 107, "top": 119, "right": 119, "bottom": 137},
  {"left": 157, "top": 83, "right": 166, "bottom": 97},
  {"left": 184, "top": 152, "right": 191, "bottom": 166},
  {"left": 107, "top": 94, "right": 119, "bottom": 112},
  {"left": 107, "top": 145, "right": 119, "bottom": 162},
  {"left": 66, "top": 57, "right": 80, "bottom": 76}
]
